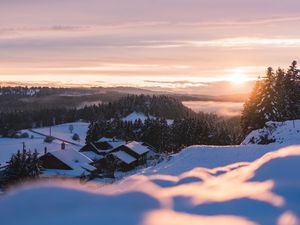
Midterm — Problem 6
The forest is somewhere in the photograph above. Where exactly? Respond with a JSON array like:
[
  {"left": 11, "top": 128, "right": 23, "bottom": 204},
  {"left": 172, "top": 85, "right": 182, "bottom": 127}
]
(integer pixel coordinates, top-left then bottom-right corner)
[{"left": 241, "top": 61, "right": 300, "bottom": 135}]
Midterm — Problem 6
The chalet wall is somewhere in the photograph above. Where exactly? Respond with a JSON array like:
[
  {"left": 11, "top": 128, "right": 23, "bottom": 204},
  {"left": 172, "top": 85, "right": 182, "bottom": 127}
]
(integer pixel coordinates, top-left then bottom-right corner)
[{"left": 40, "top": 154, "right": 72, "bottom": 170}]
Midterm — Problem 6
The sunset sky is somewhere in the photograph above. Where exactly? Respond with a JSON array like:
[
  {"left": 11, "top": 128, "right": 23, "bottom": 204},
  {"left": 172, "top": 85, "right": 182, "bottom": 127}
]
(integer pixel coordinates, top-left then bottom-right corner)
[{"left": 1, "top": 0, "right": 300, "bottom": 95}]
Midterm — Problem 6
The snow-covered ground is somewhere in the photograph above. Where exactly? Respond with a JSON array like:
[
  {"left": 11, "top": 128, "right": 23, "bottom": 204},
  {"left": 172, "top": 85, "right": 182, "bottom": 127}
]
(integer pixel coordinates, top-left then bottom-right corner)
[
  {"left": 123, "top": 112, "right": 156, "bottom": 123},
  {"left": 1, "top": 120, "right": 300, "bottom": 225},
  {"left": 123, "top": 111, "right": 174, "bottom": 125},
  {"left": 242, "top": 120, "right": 300, "bottom": 145},
  {"left": 0, "top": 122, "right": 89, "bottom": 166}
]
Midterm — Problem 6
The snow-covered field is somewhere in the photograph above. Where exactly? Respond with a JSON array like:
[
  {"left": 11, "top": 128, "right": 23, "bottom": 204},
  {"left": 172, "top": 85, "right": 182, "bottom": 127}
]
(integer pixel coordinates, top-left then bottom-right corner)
[
  {"left": 0, "top": 122, "right": 89, "bottom": 166},
  {"left": 123, "top": 111, "right": 174, "bottom": 125},
  {"left": 0, "top": 120, "right": 300, "bottom": 225}
]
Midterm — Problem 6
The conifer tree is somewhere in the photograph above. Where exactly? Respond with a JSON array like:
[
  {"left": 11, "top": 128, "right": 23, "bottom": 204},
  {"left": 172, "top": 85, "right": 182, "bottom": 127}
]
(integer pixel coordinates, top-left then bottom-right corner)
[
  {"left": 274, "top": 68, "right": 288, "bottom": 120},
  {"left": 257, "top": 67, "right": 277, "bottom": 121},
  {"left": 2, "top": 150, "right": 41, "bottom": 187},
  {"left": 85, "top": 122, "right": 100, "bottom": 144},
  {"left": 284, "top": 61, "right": 300, "bottom": 120},
  {"left": 242, "top": 61, "right": 300, "bottom": 136},
  {"left": 241, "top": 79, "right": 264, "bottom": 135}
]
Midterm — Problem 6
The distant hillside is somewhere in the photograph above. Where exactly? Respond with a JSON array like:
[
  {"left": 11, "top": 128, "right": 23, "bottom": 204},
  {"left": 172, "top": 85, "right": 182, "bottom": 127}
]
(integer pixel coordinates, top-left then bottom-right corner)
[
  {"left": 0, "top": 86, "right": 247, "bottom": 113},
  {"left": 0, "top": 95, "right": 197, "bottom": 136},
  {"left": 108, "top": 95, "right": 195, "bottom": 119}
]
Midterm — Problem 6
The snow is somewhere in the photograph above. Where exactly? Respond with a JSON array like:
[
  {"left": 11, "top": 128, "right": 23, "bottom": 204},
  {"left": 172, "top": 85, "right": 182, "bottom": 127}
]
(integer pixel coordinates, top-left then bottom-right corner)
[
  {"left": 0, "top": 122, "right": 89, "bottom": 167},
  {"left": 95, "top": 138, "right": 126, "bottom": 151},
  {"left": 108, "top": 141, "right": 127, "bottom": 150},
  {"left": 1, "top": 145, "right": 300, "bottom": 225},
  {"left": 242, "top": 120, "right": 300, "bottom": 145},
  {"left": 1, "top": 119, "right": 300, "bottom": 225},
  {"left": 97, "top": 137, "right": 122, "bottom": 143},
  {"left": 25, "top": 122, "right": 89, "bottom": 146},
  {"left": 113, "top": 151, "right": 137, "bottom": 164},
  {"left": 125, "top": 141, "right": 150, "bottom": 155},
  {"left": 49, "top": 149, "right": 96, "bottom": 172},
  {"left": 122, "top": 112, "right": 174, "bottom": 125},
  {"left": 123, "top": 112, "right": 155, "bottom": 123},
  {"left": 81, "top": 151, "right": 104, "bottom": 161}
]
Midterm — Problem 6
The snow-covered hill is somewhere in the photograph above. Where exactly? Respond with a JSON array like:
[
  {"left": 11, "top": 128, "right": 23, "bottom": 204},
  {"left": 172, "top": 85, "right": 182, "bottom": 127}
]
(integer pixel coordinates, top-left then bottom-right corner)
[
  {"left": 242, "top": 120, "right": 300, "bottom": 145},
  {"left": 1, "top": 145, "right": 299, "bottom": 225},
  {"left": 122, "top": 111, "right": 174, "bottom": 125},
  {"left": 1, "top": 120, "right": 300, "bottom": 225},
  {"left": 122, "top": 112, "right": 155, "bottom": 123}
]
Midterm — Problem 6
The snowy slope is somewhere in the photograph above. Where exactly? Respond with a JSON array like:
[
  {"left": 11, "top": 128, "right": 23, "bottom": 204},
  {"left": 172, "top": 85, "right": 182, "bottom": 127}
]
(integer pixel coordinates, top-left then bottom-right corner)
[
  {"left": 1, "top": 120, "right": 300, "bottom": 225},
  {"left": 0, "top": 122, "right": 89, "bottom": 166},
  {"left": 123, "top": 112, "right": 155, "bottom": 123},
  {"left": 24, "top": 122, "right": 89, "bottom": 146},
  {"left": 242, "top": 120, "right": 300, "bottom": 145},
  {"left": 1, "top": 145, "right": 300, "bottom": 225},
  {"left": 122, "top": 112, "right": 174, "bottom": 125}
]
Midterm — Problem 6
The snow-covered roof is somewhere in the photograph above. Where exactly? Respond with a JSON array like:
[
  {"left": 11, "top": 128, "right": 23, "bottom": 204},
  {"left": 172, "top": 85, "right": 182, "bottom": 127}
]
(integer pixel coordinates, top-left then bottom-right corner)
[
  {"left": 81, "top": 151, "right": 104, "bottom": 161},
  {"left": 50, "top": 149, "right": 96, "bottom": 171},
  {"left": 125, "top": 141, "right": 150, "bottom": 155},
  {"left": 95, "top": 137, "right": 126, "bottom": 151},
  {"left": 109, "top": 141, "right": 126, "bottom": 149},
  {"left": 112, "top": 151, "right": 137, "bottom": 164}
]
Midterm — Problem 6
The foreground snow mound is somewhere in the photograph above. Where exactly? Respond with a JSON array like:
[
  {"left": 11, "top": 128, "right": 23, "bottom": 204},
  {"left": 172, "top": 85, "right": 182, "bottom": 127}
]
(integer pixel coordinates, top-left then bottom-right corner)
[
  {"left": 242, "top": 120, "right": 300, "bottom": 145},
  {"left": 1, "top": 146, "right": 300, "bottom": 225}
]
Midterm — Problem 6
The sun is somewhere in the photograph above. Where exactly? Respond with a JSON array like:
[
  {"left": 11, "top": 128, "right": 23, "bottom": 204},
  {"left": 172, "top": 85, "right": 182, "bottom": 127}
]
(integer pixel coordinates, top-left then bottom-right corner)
[{"left": 229, "top": 69, "right": 248, "bottom": 85}]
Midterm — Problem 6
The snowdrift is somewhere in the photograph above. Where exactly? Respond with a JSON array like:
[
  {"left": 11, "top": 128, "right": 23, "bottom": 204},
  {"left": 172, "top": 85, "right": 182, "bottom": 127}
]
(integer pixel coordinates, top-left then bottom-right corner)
[
  {"left": 242, "top": 120, "right": 300, "bottom": 145},
  {"left": 1, "top": 145, "right": 300, "bottom": 225}
]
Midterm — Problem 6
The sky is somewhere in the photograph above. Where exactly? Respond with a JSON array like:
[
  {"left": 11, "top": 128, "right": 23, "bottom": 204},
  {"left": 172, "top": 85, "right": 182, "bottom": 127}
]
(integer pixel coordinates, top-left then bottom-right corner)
[{"left": 1, "top": 0, "right": 300, "bottom": 95}]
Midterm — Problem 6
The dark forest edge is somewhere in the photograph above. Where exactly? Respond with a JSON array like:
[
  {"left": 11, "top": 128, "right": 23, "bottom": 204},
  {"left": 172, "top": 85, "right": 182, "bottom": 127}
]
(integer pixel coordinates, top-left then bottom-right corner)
[
  {"left": 241, "top": 61, "right": 300, "bottom": 136},
  {"left": 0, "top": 94, "right": 242, "bottom": 148},
  {"left": 0, "top": 86, "right": 247, "bottom": 113}
]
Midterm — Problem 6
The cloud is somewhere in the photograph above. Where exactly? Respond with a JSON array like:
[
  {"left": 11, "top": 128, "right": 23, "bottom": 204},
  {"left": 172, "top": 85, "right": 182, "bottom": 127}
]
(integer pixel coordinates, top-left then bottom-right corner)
[
  {"left": 176, "top": 16, "right": 300, "bottom": 27},
  {"left": 140, "top": 38, "right": 300, "bottom": 49},
  {"left": 144, "top": 80, "right": 208, "bottom": 86}
]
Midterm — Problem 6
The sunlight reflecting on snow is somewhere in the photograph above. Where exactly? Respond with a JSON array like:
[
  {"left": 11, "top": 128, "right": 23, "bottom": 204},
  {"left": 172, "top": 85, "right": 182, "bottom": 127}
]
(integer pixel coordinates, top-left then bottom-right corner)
[{"left": 1, "top": 145, "right": 300, "bottom": 225}]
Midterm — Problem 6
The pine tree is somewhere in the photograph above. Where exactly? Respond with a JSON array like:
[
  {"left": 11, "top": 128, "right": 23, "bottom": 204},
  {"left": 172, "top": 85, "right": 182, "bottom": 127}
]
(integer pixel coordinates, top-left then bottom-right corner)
[
  {"left": 274, "top": 68, "right": 288, "bottom": 120},
  {"left": 2, "top": 150, "right": 41, "bottom": 187},
  {"left": 242, "top": 61, "right": 300, "bottom": 136},
  {"left": 284, "top": 61, "right": 300, "bottom": 120},
  {"left": 85, "top": 122, "right": 100, "bottom": 144},
  {"left": 257, "top": 67, "right": 277, "bottom": 121},
  {"left": 241, "top": 79, "right": 264, "bottom": 135}
]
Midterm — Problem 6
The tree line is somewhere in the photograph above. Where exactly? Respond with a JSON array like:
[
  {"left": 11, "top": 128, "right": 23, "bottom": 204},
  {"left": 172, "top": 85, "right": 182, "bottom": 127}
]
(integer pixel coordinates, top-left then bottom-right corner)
[
  {"left": 241, "top": 61, "right": 300, "bottom": 135},
  {"left": 0, "top": 95, "right": 196, "bottom": 136},
  {"left": 86, "top": 115, "right": 241, "bottom": 153}
]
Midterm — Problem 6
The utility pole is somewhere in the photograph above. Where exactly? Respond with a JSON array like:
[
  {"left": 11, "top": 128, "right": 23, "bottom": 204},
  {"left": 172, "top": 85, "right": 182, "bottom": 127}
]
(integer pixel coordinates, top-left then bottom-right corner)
[{"left": 293, "top": 120, "right": 295, "bottom": 129}]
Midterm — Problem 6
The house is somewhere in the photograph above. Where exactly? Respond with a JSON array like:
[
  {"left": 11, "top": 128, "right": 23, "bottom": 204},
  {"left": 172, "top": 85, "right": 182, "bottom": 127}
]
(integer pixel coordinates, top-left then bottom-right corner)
[
  {"left": 39, "top": 146, "right": 96, "bottom": 177},
  {"left": 113, "top": 141, "right": 155, "bottom": 163},
  {"left": 80, "top": 137, "right": 157, "bottom": 172},
  {"left": 110, "top": 151, "right": 138, "bottom": 171},
  {"left": 108, "top": 141, "right": 157, "bottom": 171},
  {"left": 79, "top": 138, "right": 126, "bottom": 160}
]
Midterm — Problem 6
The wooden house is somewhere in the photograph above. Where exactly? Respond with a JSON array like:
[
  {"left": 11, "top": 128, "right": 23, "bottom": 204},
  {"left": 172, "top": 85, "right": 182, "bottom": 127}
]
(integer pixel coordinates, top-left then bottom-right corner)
[{"left": 39, "top": 147, "right": 96, "bottom": 176}]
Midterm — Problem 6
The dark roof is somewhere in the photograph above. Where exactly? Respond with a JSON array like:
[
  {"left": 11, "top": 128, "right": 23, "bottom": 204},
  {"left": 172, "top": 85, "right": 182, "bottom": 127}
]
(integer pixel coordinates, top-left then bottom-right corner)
[
  {"left": 94, "top": 142, "right": 113, "bottom": 150},
  {"left": 80, "top": 141, "right": 113, "bottom": 153}
]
